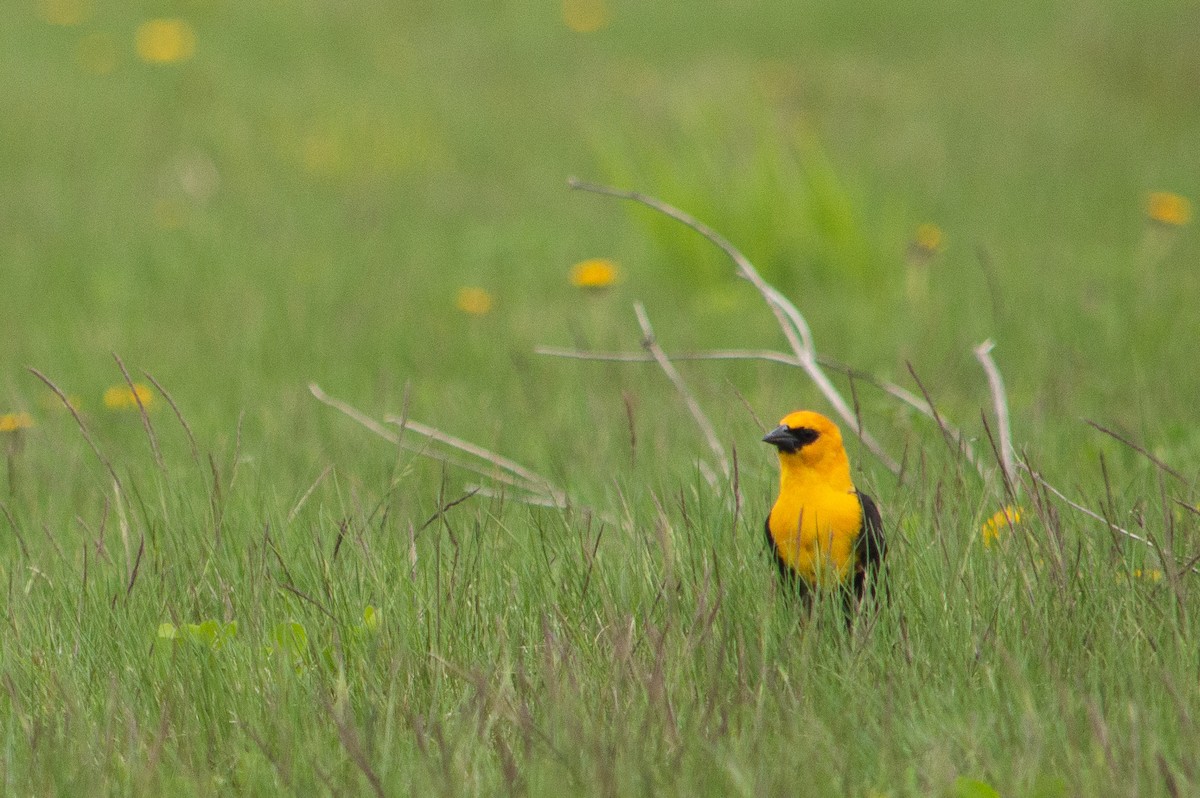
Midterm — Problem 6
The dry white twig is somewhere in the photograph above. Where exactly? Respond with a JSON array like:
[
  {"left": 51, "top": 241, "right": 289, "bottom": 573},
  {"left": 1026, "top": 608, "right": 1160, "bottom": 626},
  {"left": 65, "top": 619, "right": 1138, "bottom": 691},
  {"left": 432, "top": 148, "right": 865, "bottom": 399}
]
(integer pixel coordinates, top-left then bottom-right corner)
[
  {"left": 975, "top": 339, "right": 1015, "bottom": 484},
  {"left": 1020, "top": 465, "right": 1198, "bottom": 574},
  {"left": 309, "top": 383, "right": 567, "bottom": 508},
  {"left": 568, "top": 177, "right": 900, "bottom": 474},
  {"left": 537, "top": 342, "right": 992, "bottom": 476},
  {"left": 536, "top": 345, "right": 801, "bottom": 368},
  {"left": 381, "top": 414, "right": 563, "bottom": 501},
  {"left": 633, "top": 302, "right": 730, "bottom": 481}
]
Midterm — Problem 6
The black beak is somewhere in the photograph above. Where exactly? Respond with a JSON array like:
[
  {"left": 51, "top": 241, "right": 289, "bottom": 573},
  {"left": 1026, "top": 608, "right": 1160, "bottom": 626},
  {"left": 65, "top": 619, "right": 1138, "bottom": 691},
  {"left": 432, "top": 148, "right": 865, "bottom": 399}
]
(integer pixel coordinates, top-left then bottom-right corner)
[{"left": 762, "top": 425, "right": 797, "bottom": 452}]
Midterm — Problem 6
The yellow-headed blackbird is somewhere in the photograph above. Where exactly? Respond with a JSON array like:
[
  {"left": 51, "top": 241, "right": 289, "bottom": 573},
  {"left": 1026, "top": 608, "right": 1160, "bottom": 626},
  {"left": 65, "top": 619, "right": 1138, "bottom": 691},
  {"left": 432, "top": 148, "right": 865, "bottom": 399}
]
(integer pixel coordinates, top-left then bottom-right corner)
[{"left": 762, "top": 410, "right": 885, "bottom": 607}]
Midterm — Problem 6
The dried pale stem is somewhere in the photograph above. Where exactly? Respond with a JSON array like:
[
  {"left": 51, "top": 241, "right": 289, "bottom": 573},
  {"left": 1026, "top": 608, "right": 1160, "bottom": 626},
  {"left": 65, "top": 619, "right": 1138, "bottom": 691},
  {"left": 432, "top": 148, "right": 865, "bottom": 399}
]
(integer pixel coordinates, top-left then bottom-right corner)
[
  {"left": 1083, "top": 419, "right": 1185, "bottom": 483},
  {"left": 1021, "top": 465, "right": 1198, "bottom": 574},
  {"left": 382, "top": 414, "right": 566, "bottom": 505},
  {"left": 309, "top": 383, "right": 567, "bottom": 508},
  {"left": 536, "top": 345, "right": 801, "bottom": 367},
  {"left": 287, "top": 464, "right": 334, "bottom": 524},
  {"left": 113, "top": 353, "right": 164, "bottom": 474},
  {"left": 142, "top": 370, "right": 200, "bottom": 465},
  {"left": 538, "top": 344, "right": 982, "bottom": 476},
  {"left": 974, "top": 339, "right": 1015, "bottom": 485},
  {"left": 27, "top": 367, "right": 123, "bottom": 491},
  {"left": 633, "top": 302, "right": 730, "bottom": 480},
  {"left": 568, "top": 178, "right": 811, "bottom": 356},
  {"left": 568, "top": 177, "right": 899, "bottom": 473}
]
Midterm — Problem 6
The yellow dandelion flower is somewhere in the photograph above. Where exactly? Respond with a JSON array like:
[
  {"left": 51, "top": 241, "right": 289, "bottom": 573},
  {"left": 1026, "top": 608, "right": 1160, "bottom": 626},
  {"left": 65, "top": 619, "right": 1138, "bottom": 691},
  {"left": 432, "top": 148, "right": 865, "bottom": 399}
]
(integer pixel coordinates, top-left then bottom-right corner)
[
  {"left": 0, "top": 412, "right": 35, "bottom": 433},
  {"left": 562, "top": 0, "right": 611, "bottom": 33},
  {"left": 38, "top": 0, "right": 91, "bottom": 26},
  {"left": 981, "top": 505, "right": 1021, "bottom": 547},
  {"left": 1146, "top": 192, "right": 1191, "bottom": 227},
  {"left": 456, "top": 287, "right": 495, "bottom": 316},
  {"left": 77, "top": 32, "right": 119, "bottom": 76},
  {"left": 913, "top": 223, "right": 944, "bottom": 254},
  {"left": 569, "top": 258, "right": 619, "bottom": 289},
  {"left": 103, "top": 383, "right": 155, "bottom": 410},
  {"left": 1132, "top": 568, "right": 1163, "bottom": 583},
  {"left": 135, "top": 19, "right": 196, "bottom": 65}
]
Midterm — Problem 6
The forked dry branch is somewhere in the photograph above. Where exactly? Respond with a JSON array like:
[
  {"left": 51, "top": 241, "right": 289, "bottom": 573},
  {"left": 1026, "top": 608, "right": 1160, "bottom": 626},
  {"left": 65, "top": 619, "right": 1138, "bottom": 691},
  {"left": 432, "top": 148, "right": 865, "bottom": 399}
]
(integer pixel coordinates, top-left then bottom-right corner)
[
  {"left": 305, "top": 179, "right": 1194, "bottom": 576},
  {"left": 309, "top": 383, "right": 568, "bottom": 509},
  {"left": 567, "top": 177, "right": 901, "bottom": 474}
]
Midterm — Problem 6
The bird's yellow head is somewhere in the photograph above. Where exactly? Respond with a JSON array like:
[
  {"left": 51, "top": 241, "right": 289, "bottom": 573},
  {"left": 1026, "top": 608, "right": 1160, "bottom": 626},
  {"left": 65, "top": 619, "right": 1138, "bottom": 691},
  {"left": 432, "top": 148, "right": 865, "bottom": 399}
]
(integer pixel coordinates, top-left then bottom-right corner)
[{"left": 762, "top": 410, "right": 853, "bottom": 489}]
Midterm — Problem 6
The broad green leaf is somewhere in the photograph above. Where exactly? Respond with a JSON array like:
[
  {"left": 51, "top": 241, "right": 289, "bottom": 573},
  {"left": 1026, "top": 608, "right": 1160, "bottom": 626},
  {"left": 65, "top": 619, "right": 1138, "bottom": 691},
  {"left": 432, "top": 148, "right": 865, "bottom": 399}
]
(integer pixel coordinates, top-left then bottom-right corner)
[
  {"left": 956, "top": 777, "right": 1001, "bottom": 798},
  {"left": 362, "top": 605, "right": 378, "bottom": 632}
]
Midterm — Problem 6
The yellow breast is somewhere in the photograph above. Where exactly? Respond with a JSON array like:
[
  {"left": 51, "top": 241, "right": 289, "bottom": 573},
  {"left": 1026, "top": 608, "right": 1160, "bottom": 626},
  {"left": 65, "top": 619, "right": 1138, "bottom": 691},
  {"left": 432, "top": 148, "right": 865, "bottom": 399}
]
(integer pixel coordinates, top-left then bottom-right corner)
[{"left": 767, "top": 486, "right": 863, "bottom": 587}]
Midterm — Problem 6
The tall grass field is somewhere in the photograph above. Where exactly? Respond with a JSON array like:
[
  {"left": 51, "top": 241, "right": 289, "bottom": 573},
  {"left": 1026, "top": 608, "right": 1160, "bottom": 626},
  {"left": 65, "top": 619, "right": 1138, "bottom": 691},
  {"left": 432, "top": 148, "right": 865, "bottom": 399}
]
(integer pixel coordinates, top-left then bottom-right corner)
[{"left": 3, "top": 1, "right": 1199, "bottom": 795}]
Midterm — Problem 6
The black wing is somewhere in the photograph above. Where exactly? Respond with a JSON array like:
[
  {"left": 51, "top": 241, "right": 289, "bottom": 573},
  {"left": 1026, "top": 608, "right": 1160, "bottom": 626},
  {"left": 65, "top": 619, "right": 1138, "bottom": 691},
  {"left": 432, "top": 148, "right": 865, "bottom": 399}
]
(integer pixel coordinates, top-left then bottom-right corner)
[{"left": 851, "top": 491, "right": 886, "bottom": 601}]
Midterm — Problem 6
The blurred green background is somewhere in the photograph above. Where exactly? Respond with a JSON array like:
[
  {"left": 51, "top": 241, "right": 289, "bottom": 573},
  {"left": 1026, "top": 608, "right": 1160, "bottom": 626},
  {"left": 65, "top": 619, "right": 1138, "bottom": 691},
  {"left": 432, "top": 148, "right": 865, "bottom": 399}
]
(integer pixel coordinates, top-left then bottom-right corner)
[
  {"left": 4, "top": 0, "right": 1197, "bottom": 465},
  {"left": 2, "top": 1, "right": 1199, "bottom": 794}
]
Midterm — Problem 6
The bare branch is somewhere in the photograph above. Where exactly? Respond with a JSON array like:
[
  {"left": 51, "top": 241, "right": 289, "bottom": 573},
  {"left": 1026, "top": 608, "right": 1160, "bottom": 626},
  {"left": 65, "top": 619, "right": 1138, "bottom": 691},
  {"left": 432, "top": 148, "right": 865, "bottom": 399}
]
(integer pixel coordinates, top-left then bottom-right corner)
[
  {"left": 568, "top": 177, "right": 900, "bottom": 473},
  {"left": 537, "top": 343, "right": 989, "bottom": 477},
  {"left": 28, "top": 367, "right": 123, "bottom": 491},
  {"left": 974, "top": 340, "right": 1015, "bottom": 484},
  {"left": 309, "top": 383, "right": 567, "bottom": 508},
  {"left": 567, "top": 178, "right": 810, "bottom": 352},
  {"left": 1020, "top": 465, "right": 1197, "bottom": 574},
  {"left": 536, "top": 345, "right": 802, "bottom": 367},
  {"left": 633, "top": 302, "right": 730, "bottom": 481},
  {"left": 380, "top": 416, "right": 566, "bottom": 506},
  {"left": 1083, "top": 419, "right": 1185, "bottom": 483}
]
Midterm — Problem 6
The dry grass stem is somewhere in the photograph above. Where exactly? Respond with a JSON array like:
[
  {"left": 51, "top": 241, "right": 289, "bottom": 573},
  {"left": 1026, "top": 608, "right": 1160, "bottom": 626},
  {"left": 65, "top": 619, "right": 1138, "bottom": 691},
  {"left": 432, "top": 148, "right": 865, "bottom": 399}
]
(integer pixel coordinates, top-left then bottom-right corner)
[
  {"left": 1021, "top": 465, "right": 1198, "bottom": 574},
  {"left": 1083, "top": 419, "right": 1186, "bottom": 483},
  {"left": 286, "top": 464, "right": 334, "bottom": 524},
  {"left": 536, "top": 344, "right": 985, "bottom": 475},
  {"left": 974, "top": 340, "right": 1015, "bottom": 484},
  {"left": 568, "top": 177, "right": 899, "bottom": 473},
  {"left": 634, "top": 302, "right": 730, "bottom": 480},
  {"left": 28, "top": 367, "right": 123, "bottom": 491},
  {"left": 309, "top": 383, "right": 567, "bottom": 508},
  {"left": 382, "top": 414, "right": 565, "bottom": 504},
  {"left": 112, "top": 353, "right": 164, "bottom": 474},
  {"left": 142, "top": 370, "right": 200, "bottom": 465}
]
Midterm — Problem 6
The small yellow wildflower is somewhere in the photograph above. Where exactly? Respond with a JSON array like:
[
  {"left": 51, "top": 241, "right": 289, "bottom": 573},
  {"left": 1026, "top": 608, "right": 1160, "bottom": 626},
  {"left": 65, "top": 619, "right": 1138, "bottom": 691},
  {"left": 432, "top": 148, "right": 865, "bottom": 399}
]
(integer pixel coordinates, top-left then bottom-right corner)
[
  {"left": 0, "top": 412, "right": 35, "bottom": 433},
  {"left": 913, "top": 223, "right": 944, "bottom": 254},
  {"left": 103, "top": 383, "right": 155, "bottom": 410},
  {"left": 562, "top": 0, "right": 611, "bottom": 32},
  {"left": 569, "top": 258, "right": 619, "bottom": 289},
  {"left": 455, "top": 287, "right": 495, "bottom": 316},
  {"left": 135, "top": 19, "right": 196, "bottom": 65},
  {"left": 1132, "top": 568, "right": 1163, "bottom": 583},
  {"left": 1146, "top": 192, "right": 1191, "bottom": 227},
  {"left": 77, "top": 32, "right": 119, "bottom": 76},
  {"left": 981, "top": 505, "right": 1021, "bottom": 547},
  {"left": 38, "top": 0, "right": 91, "bottom": 26}
]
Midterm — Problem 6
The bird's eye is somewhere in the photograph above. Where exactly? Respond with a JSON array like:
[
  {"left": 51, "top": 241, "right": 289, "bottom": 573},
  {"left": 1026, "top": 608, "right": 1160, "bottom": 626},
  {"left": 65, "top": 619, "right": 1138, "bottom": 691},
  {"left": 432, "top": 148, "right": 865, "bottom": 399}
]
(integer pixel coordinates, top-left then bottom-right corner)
[{"left": 789, "top": 427, "right": 820, "bottom": 446}]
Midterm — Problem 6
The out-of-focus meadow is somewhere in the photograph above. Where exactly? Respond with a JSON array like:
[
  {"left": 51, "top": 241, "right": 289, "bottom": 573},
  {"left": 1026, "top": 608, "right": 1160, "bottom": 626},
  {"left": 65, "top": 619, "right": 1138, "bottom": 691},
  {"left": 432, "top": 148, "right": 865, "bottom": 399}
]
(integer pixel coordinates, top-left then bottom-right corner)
[{"left": 2, "top": 0, "right": 1199, "bottom": 795}]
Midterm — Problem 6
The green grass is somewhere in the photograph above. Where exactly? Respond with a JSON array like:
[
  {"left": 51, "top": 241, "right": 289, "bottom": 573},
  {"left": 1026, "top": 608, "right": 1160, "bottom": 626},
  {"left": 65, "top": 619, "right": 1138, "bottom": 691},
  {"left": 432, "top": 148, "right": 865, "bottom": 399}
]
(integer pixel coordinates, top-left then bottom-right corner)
[{"left": 3, "top": 0, "right": 1199, "bottom": 795}]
